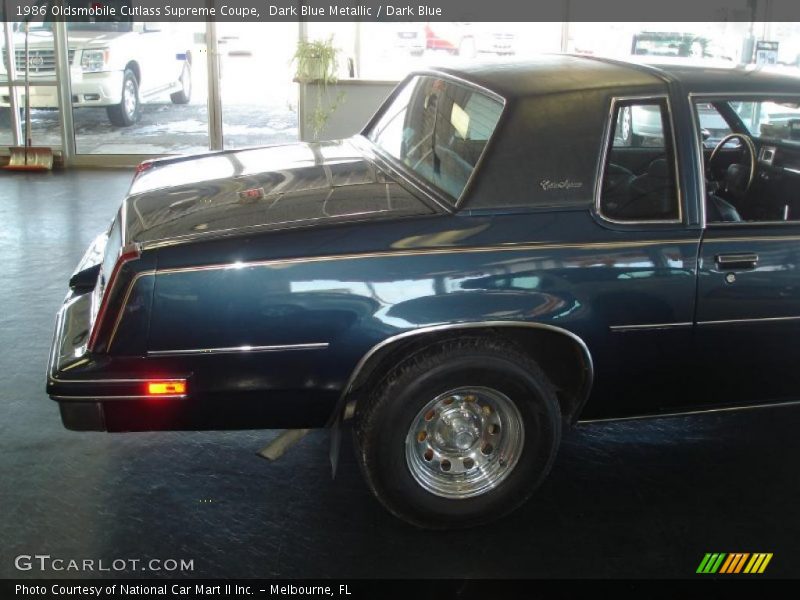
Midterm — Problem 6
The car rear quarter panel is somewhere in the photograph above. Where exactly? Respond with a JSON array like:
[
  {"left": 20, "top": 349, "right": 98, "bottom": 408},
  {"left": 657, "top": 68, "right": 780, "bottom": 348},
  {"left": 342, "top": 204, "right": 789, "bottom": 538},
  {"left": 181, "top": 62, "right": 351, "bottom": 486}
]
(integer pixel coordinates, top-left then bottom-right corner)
[{"left": 148, "top": 208, "right": 700, "bottom": 422}]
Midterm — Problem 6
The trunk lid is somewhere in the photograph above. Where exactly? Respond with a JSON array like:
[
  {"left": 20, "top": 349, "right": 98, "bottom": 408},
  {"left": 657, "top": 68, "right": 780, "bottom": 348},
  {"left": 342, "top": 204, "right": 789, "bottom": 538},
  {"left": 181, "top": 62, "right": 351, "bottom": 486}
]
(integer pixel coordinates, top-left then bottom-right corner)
[{"left": 123, "top": 140, "right": 434, "bottom": 246}]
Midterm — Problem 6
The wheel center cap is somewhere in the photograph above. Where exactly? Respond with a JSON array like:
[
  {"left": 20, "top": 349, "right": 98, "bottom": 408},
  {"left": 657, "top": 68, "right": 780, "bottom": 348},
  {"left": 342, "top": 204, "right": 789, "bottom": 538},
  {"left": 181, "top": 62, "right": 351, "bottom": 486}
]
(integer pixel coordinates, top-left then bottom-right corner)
[
  {"left": 437, "top": 415, "right": 478, "bottom": 451},
  {"left": 454, "top": 430, "right": 476, "bottom": 450}
]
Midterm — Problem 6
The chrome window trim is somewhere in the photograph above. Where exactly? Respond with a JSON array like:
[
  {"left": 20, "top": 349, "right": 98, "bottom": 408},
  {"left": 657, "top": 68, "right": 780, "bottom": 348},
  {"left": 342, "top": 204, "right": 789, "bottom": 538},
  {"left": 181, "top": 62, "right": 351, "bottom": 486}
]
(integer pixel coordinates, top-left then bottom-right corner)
[
  {"left": 351, "top": 135, "right": 453, "bottom": 213},
  {"left": 702, "top": 219, "right": 800, "bottom": 228},
  {"left": 361, "top": 70, "right": 508, "bottom": 211},
  {"left": 147, "top": 343, "right": 329, "bottom": 357},
  {"left": 594, "top": 94, "right": 684, "bottom": 226},
  {"left": 688, "top": 91, "right": 800, "bottom": 229}
]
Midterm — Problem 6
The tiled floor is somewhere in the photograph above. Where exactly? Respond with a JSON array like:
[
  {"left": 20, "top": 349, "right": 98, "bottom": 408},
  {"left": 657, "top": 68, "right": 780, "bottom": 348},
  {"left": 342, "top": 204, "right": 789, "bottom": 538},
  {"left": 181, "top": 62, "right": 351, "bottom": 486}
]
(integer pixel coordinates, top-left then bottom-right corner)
[{"left": 1, "top": 169, "right": 798, "bottom": 578}]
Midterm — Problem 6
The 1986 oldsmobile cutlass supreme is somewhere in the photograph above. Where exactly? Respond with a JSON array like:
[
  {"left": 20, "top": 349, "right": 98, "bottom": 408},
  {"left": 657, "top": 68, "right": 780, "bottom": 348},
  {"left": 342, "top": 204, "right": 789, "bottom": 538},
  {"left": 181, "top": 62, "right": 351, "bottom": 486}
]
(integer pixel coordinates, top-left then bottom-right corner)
[{"left": 48, "top": 56, "right": 800, "bottom": 527}]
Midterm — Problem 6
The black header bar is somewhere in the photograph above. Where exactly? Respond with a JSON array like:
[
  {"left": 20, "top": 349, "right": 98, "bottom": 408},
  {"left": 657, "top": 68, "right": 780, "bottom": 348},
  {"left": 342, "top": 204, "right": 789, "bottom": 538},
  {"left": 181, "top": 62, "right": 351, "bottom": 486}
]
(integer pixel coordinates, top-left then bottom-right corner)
[{"left": 1, "top": 0, "right": 799, "bottom": 23}]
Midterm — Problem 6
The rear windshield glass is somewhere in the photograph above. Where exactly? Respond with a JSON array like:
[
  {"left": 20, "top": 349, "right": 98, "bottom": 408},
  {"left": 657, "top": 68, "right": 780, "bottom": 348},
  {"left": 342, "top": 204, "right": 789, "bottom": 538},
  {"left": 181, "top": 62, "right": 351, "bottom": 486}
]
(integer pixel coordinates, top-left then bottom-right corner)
[{"left": 366, "top": 75, "right": 504, "bottom": 202}]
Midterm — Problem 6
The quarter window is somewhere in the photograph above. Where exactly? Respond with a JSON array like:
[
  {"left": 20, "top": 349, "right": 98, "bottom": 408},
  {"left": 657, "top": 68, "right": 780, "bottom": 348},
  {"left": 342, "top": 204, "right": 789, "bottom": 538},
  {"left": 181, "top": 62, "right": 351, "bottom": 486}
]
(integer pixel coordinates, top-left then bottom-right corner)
[
  {"left": 367, "top": 76, "right": 504, "bottom": 202},
  {"left": 600, "top": 100, "right": 680, "bottom": 222}
]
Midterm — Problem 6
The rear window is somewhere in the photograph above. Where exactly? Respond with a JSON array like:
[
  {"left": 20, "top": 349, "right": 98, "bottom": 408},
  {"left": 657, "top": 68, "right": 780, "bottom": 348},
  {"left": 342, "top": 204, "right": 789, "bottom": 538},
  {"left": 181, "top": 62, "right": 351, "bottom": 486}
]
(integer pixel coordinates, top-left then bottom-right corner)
[{"left": 366, "top": 75, "right": 504, "bottom": 202}]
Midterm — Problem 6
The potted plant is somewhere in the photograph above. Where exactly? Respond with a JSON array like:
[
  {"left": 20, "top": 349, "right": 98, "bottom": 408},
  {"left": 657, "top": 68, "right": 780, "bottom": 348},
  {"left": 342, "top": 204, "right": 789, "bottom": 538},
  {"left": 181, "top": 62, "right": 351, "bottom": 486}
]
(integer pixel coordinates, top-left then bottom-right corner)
[
  {"left": 292, "top": 36, "right": 339, "bottom": 84},
  {"left": 292, "top": 36, "right": 345, "bottom": 140}
]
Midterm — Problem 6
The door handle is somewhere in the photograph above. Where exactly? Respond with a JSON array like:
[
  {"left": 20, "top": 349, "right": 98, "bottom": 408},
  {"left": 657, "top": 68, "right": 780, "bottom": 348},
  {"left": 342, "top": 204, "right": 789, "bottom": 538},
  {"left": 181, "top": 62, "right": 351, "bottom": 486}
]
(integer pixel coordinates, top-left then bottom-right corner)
[{"left": 715, "top": 253, "right": 759, "bottom": 269}]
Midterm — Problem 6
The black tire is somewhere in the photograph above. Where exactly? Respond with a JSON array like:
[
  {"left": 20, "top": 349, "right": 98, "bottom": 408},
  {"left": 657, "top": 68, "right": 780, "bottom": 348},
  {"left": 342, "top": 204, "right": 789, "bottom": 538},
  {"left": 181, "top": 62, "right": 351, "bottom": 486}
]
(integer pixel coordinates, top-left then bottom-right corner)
[
  {"left": 170, "top": 61, "right": 192, "bottom": 105},
  {"left": 106, "top": 69, "right": 141, "bottom": 127},
  {"left": 353, "top": 337, "right": 561, "bottom": 529}
]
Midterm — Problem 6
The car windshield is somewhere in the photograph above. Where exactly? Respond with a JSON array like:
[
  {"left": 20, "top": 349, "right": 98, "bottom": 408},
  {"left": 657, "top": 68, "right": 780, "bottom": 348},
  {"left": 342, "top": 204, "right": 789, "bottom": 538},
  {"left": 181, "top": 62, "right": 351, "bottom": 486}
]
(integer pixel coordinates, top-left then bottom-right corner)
[
  {"left": 366, "top": 75, "right": 504, "bottom": 202},
  {"left": 730, "top": 100, "right": 800, "bottom": 145}
]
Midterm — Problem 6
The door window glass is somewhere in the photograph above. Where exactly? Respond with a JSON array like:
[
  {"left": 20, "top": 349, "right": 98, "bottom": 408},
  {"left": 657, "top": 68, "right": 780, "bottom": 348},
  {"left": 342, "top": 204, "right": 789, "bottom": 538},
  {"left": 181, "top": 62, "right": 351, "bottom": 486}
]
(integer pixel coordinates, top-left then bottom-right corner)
[{"left": 600, "top": 99, "right": 680, "bottom": 222}]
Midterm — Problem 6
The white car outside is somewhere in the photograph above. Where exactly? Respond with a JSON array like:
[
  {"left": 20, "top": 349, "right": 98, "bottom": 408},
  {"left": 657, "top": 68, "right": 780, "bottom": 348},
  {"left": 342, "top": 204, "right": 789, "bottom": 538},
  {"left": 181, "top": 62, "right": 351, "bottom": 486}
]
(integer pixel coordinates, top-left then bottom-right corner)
[{"left": 1, "top": 21, "right": 192, "bottom": 127}]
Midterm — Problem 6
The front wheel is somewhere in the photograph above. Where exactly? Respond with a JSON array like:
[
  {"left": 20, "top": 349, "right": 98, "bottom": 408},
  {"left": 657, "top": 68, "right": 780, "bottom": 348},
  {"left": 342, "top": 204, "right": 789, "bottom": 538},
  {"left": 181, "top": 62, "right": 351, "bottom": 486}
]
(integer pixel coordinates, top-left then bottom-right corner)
[
  {"left": 106, "top": 69, "right": 141, "bottom": 127},
  {"left": 353, "top": 337, "right": 561, "bottom": 529}
]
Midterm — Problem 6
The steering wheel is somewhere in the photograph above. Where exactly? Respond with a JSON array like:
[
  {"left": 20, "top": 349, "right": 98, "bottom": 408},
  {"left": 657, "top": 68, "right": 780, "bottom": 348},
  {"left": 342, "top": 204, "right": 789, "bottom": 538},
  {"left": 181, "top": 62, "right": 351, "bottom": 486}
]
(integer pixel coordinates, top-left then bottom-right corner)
[{"left": 708, "top": 133, "right": 757, "bottom": 196}]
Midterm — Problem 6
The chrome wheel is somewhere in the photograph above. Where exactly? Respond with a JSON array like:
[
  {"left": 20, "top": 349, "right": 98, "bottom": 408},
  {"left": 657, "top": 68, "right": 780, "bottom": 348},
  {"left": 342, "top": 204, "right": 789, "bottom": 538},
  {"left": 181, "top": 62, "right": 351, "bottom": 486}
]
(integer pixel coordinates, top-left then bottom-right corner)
[
  {"left": 405, "top": 386, "right": 524, "bottom": 499},
  {"left": 123, "top": 78, "right": 137, "bottom": 119}
]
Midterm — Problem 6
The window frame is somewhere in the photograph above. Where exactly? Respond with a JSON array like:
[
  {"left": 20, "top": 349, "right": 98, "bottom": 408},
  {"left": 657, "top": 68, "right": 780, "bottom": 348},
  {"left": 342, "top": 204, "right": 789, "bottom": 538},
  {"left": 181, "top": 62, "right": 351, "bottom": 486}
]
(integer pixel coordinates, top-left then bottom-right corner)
[
  {"left": 595, "top": 94, "right": 684, "bottom": 226},
  {"left": 361, "top": 70, "right": 508, "bottom": 211},
  {"left": 689, "top": 91, "right": 800, "bottom": 229}
]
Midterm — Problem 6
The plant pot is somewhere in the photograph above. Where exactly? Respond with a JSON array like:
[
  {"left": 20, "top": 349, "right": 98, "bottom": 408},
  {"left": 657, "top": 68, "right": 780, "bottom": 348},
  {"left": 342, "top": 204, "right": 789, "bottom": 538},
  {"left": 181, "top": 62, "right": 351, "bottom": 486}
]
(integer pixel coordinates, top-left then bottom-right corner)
[{"left": 296, "top": 58, "right": 328, "bottom": 84}]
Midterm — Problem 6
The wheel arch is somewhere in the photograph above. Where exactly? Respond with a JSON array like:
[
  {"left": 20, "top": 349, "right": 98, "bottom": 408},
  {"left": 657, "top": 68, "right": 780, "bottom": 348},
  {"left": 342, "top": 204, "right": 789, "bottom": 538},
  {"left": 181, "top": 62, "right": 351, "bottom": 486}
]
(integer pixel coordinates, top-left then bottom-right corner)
[
  {"left": 339, "top": 322, "right": 594, "bottom": 425},
  {"left": 125, "top": 61, "right": 141, "bottom": 85}
]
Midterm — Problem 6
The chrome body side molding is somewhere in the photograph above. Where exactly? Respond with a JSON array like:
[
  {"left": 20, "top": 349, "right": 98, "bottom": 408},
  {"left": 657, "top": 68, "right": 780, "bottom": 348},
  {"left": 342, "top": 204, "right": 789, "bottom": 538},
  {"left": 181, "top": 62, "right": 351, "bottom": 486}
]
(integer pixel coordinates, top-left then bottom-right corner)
[{"left": 148, "top": 343, "right": 330, "bottom": 357}]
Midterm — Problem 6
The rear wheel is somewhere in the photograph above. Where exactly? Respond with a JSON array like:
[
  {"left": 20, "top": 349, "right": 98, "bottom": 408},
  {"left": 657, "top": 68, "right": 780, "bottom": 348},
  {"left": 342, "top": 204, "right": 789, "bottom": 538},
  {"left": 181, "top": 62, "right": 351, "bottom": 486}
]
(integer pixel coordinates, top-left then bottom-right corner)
[
  {"left": 353, "top": 337, "right": 561, "bottom": 529},
  {"left": 107, "top": 69, "right": 141, "bottom": 127}
]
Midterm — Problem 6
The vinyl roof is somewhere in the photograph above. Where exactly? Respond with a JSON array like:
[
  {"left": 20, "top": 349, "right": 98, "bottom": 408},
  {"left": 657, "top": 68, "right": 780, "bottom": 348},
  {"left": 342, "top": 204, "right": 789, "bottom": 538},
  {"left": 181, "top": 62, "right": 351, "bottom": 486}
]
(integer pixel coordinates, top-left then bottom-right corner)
[{"left": 431, "top": 55, "right": 800, "bottom": 99}]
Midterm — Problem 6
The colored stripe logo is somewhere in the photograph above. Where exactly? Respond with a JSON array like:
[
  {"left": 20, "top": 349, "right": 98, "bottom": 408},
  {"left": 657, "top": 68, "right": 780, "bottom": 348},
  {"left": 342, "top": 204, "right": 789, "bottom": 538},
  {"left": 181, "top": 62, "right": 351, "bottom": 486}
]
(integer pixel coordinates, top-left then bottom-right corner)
[{"left": 697, "top": 553, "right": 773, "bottom": 574}]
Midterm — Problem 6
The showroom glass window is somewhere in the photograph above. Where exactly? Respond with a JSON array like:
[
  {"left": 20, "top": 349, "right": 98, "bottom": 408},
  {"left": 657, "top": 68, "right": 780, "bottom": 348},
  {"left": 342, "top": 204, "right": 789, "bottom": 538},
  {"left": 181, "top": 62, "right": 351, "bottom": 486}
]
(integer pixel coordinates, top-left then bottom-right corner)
[
  {"left": 599, "top": 99, "right": 680, "bottom": 222},
  {"left": 367, "top": 76, "right": 504, "bottom": 201}
]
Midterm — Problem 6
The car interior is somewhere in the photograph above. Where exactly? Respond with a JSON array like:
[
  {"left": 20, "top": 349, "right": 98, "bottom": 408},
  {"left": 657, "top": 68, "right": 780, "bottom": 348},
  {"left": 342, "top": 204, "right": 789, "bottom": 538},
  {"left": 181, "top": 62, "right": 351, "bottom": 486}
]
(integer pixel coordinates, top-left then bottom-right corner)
[
  {"left": 600, "top": 100, "right": 682, "bottom": 221},
  {"left": 601, "top": 98, "right": 800, "bottom": 224},
  {"left": 699, "top": 99, "right": 800, "bottom": 223}
]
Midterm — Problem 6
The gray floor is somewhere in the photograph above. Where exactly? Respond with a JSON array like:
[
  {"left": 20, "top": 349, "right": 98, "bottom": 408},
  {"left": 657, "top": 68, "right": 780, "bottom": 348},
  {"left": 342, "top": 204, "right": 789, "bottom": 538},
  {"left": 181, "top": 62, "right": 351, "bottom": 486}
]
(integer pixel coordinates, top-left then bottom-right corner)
[{"left": 1, "top": 170, "right": 798, "bottom": 579}]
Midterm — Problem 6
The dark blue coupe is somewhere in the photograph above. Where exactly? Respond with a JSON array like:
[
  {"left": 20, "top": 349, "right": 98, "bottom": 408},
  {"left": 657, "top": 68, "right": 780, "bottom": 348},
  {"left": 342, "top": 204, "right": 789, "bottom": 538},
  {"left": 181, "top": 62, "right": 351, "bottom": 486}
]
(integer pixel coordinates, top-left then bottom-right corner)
[{"left": 48, "top": 56, "right": 800, "bottom": 527}]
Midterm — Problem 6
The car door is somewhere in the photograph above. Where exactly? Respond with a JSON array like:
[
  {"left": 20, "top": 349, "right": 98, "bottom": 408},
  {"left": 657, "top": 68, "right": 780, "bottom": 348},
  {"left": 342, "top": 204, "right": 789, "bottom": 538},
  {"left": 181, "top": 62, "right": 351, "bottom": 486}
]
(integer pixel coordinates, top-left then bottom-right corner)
[
  {"left": 693, "top": 95, "right": 800, "bottom": 406},
  {"left": 135, "top": 22, "right": 173, "bottom": 95},
  {"left": 582, "top": 95, "right": 704, "bottom": 419}
]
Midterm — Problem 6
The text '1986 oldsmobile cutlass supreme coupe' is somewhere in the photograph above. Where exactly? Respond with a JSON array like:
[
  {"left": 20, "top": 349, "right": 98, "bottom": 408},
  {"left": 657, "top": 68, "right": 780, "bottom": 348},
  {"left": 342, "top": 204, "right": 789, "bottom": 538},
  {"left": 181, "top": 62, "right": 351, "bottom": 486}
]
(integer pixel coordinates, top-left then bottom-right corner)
[{"left": 48, "top": 56, "right": 800, "bottom": 527}]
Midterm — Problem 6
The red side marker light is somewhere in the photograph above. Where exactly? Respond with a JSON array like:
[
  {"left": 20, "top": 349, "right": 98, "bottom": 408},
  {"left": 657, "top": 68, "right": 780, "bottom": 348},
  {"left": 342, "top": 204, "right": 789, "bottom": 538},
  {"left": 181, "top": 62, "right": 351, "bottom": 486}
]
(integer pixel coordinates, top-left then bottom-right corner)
[
  {"left": 238, "top": 187, "right": 265, "bottom": 202},
  {"left": 147, "top": 380, "right": 187, "bottom": 396},
  {"left": 133, "top": 159, "right": 156, "bottom": 181}
]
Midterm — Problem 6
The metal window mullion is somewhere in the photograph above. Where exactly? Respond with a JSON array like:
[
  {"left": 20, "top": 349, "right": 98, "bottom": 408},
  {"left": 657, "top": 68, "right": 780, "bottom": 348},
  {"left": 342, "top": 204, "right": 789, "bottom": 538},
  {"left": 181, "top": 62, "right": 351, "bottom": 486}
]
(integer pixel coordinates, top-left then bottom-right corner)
[
  {"left": 54, "top": 19, "right": 75, "bottom": 162},
  {"left": 2, "top": 20, "right": 22, "bottom": 144},
  {"left": 206, "top": 20, "right": 223, "bottom": 151}
]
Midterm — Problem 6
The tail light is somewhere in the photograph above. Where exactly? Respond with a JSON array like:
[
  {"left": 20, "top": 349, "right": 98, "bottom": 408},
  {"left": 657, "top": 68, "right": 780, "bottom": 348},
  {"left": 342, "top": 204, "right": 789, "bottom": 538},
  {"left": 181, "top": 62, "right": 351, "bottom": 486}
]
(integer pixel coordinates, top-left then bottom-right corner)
[
  {"left": 87, "top": 243, "right": 140, "bottom": 352},
  {"left": 132, "top": 159, "right": 156, "bottom": 182}
]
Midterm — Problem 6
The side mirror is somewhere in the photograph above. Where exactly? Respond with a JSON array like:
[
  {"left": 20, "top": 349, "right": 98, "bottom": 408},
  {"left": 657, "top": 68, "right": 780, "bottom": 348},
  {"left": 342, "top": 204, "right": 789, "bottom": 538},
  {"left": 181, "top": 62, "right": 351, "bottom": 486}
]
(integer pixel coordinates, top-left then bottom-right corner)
[{"left": 701, "top": 128, "right": 711, "bottom": 141}]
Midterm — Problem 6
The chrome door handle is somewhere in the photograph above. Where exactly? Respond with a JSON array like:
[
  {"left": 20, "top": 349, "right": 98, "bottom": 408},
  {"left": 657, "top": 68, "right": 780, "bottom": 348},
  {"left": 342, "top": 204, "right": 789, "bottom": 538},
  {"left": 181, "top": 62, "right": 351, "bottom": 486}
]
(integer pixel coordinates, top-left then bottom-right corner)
[{"left": 715, "top": 253, "right": 759, "bottom": 269}]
